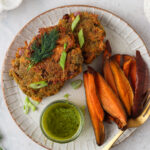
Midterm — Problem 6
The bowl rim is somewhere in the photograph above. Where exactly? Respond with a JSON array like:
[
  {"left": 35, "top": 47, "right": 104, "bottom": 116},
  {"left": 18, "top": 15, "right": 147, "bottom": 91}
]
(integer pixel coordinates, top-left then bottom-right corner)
[
  {"left": 40, "top": 100, "right": 84, "bottom": 143},
  {"left": 1, "top": 4, "right": 150, "bottom": 150}
]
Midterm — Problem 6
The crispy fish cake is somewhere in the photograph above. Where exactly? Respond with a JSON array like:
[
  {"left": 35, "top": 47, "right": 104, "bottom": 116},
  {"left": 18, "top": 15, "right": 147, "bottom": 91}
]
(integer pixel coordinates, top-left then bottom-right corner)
[
  {"left": 9, "top": 25, "right": 83, "bottom": 101},
  {"left": 59, "top": 12, "right": 106, "bottom": 64}
]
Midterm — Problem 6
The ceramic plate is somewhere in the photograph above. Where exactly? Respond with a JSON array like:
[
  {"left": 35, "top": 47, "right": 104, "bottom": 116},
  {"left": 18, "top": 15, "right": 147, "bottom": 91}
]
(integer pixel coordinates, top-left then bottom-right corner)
[{"left": 2, "top": 5, "right": 150, "bottom": 150}]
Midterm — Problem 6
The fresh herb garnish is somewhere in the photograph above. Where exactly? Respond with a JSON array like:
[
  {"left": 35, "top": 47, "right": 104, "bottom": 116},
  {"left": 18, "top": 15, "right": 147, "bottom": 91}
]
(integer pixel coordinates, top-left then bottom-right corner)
[
  {"left": 27, "top": 63, "right": 34, "bottom": 71},
  {"left": 29, "top": 81, "right": 48, "bottom": 89},
  {"left": 24, "top": 105, "right": 29, "bottom": 114},
  {"left": 64, "top": 43, "right": 67, "bottom": 49},
  {"left": 78, "top": 28, "right": 84, "bottom": 48},
  {"left": 0, "top": 147, "right": 3, "bottom": 150},
  {"left": 28, "top": 102, "right": 37, "bottom": 111},
  {"left": 24, "top": 96, "right": 37, "bottom": 114},
  {"left": 59, "top": 43, "right": 68, "bottom": 70},
  {"left": 64, "top": 93, "right": 70, "bottom": 99},
  {"left": 28, "top": 29, "right": 59, "bottom": 68},
  {"left": 71, "top": 79, "right": 82, "bottom": 89},
  {"left": 32, "top": 100, "right": 40, "bottom": 105},
  {"left": 59, "top": 51, "right": 67, "bottom": 70},
  {"left": 71, "top": 15, "right": 80, "bottom": 31}
]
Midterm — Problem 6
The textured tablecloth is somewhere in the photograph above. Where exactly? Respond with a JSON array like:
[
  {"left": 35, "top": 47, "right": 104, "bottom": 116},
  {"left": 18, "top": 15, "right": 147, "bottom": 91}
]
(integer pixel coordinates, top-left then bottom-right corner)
[{"left": 0, "top": 0, "right": 150, "bottom": 149}]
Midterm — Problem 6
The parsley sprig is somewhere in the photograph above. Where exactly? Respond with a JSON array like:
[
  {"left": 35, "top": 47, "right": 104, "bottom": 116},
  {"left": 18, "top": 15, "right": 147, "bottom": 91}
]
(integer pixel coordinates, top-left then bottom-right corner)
[{"left": 28, "top": 29, "right": 59, "bottom": 69}]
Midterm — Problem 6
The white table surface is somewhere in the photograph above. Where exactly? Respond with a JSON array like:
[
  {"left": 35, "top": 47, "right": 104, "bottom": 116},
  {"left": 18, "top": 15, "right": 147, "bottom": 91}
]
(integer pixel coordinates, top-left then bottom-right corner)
[{"left": 0, "top": 0, "right": 150, "bottom": 150}]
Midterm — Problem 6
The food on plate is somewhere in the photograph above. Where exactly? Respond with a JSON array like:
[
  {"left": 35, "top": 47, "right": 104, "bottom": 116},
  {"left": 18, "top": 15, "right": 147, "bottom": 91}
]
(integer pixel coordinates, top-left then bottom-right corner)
[
  {"left": 8, "top": 9, "right": 150, "bottom": 145},
  {"left": 83, "top": 40, "right": 149, "bottom": 139},
  {"left": 103, "top": 43, "right": 134, "bottom": 117},
  {"left": 9, "top": 25, "right": 83, "bottom": 101},
  {"left": 112, "top": 54, "right": 136, "bottom": 80},
  {"left": 59, "top": 42, "right": 68, "bottom": 70},
  {"left": 109, "top": 60, "right": 134, "bottom": 116},
  {"left": 63, "top": 93, "right": 70, "bottom": 99},
  {"left": 93, "top": 68, "right": 127, "bottom": 129},
  {"left": 59, "top": 12, "right": 106, "bottom": 64},
  {"left": 78, "top": 28, "right": 85, "bottom": 48},
  {"left": 103, "top": 41, "right": 119, "bottom": 97},
  {"left": 84, "top": 72, "right": 105, "bottom": 145},
  {"left": 71, "top": 79, "right": 82, "bottom": 89},
  {"left": 122, "top": 55, "right": 133, "bottom": 78},
  {"left": 103, "top": 58, "right": 119, "bottom": 96},
  {"left": 40, "top": 100, "right": 84, "bottom": 142},
  {"left": 111, "top": 54, "right": 122, "bottom": 66},
  {"left": 9, "top": 11, "right": 106, "bottom": 101},
  {"left": 102, "top": 40, "right": 112, "bottom": 63},
  {"left": 103, "top": 45, "right": 134, "bottom": 116},
  {"left": 132, "top": 51, "right": 149, "bottom": 118},
  {"left": 71, "top": 14, "right": 80, "bottom": 31},
  {"left": 111, "top": 54, "right": 137, "bottom": 90},
  {"left": 110, "top": 50, "right": 149, "bottom": 118},
  {"left": 84, "top": 70, "right": 104, "bottom": 122},
  {"left": 24, "top": 96, "right": 37, "bottom": 114},
  {"left": 129, "top": 57, "right": 136, "bottom": 90}
]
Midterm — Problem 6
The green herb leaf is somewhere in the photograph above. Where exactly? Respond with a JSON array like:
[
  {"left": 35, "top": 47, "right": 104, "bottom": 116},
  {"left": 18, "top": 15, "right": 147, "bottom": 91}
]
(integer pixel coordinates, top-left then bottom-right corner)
[
  {"left": 71, "top": 79, "right": 82, "bottom": 89},
  {"left": 24, "top": 96, "right": 37, "bottom": 113},
  {"left": 64, "top": 93, "right": 70, "bottom": 99},
  {"left": 59, "top": 51, "right": 67, "bottom": 70},
  {"left": 64, "top": 43, "right": 67, "bottom": 50},
  {"left": 25, "top": 96, "right": 30, "bottom": 105},
  {"left": 78, "top": 29, "right": 84, "bottom": 48},
  {"left": 24, "top": 105, "right": 29, "bottom": 114},
  {"left": 71, "top": 15, "right": 80, "bottom": 31},
  {"left": 24, "top": 97, "right": 30, "bottom": 114},
  {"left": 28, "top": 103, "right": 37, "bottom": 111},
  {"left": 27, "top": 63, "right": 34, "bottom": 71},
  {"left": 29, "top": 81, "right": 48, "bottom": 89},
  {"left": 28, "top": 29, "right": 59, "bottom": 68},
  {"left": 59, "top": 43, "right": 68, "bottom": 70},
  {"left": 32, "top": 100, "right": 40, "bottom": 105},
  {"left": 0, "top": 147, "right": 3, "bottom": 150}
]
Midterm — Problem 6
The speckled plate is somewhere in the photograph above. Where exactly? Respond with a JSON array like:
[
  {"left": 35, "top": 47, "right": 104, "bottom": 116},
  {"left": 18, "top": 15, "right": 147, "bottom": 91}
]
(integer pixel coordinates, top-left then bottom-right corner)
[{"left": 2, "top": 5, "right": 150, "bottom": 150}]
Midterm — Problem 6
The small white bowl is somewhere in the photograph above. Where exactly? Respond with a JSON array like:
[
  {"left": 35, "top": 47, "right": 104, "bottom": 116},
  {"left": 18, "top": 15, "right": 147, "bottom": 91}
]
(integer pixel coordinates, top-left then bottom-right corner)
[
  {"left": 144, "top": 0, "right": 150, "bottom": 23},
  {"left": 0, "top": 0, "right": 22, "bottom": 13}
]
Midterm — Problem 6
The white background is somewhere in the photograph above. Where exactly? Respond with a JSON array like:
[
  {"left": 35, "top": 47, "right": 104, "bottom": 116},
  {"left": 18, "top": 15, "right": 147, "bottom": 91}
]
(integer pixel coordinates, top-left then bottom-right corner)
[{"left": 0, "top": 0, "right": 150, "bottom": 150}]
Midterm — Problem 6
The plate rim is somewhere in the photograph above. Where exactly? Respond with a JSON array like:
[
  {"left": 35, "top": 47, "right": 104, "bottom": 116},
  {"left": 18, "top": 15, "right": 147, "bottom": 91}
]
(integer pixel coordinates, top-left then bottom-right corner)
[{"left": 1, "top": 4, "right": 150, "bottom": 150}]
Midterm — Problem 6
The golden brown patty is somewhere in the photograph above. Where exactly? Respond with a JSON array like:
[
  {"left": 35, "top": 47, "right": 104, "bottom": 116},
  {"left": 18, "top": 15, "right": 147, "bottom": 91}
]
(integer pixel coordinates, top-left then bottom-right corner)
[
  {"left": 59, "top": 12, "right": 106, "bottom": 64},
  {"left": 9, "top": 25, "right": 83, "bottom": 101}
]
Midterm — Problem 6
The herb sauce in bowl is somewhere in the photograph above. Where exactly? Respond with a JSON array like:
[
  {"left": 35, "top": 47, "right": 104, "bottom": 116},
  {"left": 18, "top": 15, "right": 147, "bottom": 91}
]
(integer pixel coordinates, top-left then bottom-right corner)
[{"left": 40, "top": 100, "right": 84, "bottom": 143}]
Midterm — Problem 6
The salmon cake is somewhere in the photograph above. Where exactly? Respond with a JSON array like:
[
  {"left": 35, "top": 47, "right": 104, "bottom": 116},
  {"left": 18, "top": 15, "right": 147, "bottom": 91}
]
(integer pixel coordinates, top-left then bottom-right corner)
[
  {"left": 59, "top": 12, "right": 106, "bottom": 64},
  {"left": 9, "top": 25, "right": 83, "bottom": 101}
]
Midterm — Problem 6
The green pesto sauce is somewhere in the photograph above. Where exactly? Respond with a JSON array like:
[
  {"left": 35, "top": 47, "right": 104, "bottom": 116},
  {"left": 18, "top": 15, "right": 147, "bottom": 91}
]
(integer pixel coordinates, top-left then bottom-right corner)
[{"left": 41, "top": 102, "right": 81, "bottom": 140}]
